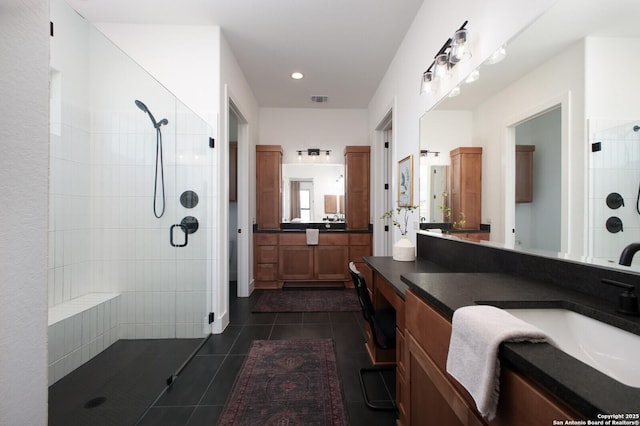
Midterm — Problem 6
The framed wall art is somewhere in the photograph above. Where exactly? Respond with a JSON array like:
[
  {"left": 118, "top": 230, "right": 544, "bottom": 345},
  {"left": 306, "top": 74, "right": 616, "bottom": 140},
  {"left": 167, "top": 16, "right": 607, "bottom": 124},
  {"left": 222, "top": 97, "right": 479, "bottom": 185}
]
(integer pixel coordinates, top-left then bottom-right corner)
[{"left": 398, "top": 155, "right": 413, "bottom": 206}]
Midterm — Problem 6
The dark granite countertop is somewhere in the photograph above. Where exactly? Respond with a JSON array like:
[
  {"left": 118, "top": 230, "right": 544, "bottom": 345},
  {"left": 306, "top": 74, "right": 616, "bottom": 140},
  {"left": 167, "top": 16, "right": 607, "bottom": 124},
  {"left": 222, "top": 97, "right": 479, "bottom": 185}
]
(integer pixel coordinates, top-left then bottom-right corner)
[
  {"left": 363, "top": 256, "right": 450, "bottom": 299},
  {"left": 401, "top": 271, "right": 640, "bottom": 419}
]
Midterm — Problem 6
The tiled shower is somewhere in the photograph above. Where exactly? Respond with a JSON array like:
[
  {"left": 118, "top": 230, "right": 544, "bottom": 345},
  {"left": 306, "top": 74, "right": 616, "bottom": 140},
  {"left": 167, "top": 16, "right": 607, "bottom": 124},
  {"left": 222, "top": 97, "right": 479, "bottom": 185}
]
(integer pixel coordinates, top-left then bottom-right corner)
[
  {"left": 48, "top": 0, "right": 215, "bottom": 384},
  {"left": 588, "top": 119, "right": 640, "bottom": 267}
]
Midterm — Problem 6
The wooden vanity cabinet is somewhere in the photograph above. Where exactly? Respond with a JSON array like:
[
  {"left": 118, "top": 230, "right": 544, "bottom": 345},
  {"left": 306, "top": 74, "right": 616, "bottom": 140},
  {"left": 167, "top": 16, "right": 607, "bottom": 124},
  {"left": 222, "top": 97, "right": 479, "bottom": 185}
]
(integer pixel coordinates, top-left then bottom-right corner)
[
  {"left": 345, "top": 146, "right": 370, "bottom": 230},
  {"left": 253, "top": 232, "right": 369, "bottom": 288},
  {"left": 450, "top": 147, "right": 482, "bottom": 230},
  {"left": 404, "top": 290, "right": 579, "bottom": 426},
  {"left": 256, "top": 145, "right": 282, "bottom": 230},
  {"left": 516, "top": 145, "right": 535, "bottom": 203}
]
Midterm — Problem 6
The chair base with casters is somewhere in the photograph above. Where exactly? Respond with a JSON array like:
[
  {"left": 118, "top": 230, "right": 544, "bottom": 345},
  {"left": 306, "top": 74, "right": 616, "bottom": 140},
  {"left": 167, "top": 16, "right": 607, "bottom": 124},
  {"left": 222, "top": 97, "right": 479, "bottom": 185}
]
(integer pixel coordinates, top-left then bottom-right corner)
[{"left": 349, "top": 261, "right": 398, "bottom": 412}]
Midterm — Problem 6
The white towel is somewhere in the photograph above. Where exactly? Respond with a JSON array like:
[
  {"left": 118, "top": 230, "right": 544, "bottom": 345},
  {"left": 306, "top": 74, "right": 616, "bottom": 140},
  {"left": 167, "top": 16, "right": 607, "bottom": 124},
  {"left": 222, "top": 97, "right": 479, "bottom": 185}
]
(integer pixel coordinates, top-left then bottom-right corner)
[
  {"left": 306, "top": 228, "right": 319, "bottom": 245},
  {"left": 445, "top": 305, "right": 548, "bottom": 420}
]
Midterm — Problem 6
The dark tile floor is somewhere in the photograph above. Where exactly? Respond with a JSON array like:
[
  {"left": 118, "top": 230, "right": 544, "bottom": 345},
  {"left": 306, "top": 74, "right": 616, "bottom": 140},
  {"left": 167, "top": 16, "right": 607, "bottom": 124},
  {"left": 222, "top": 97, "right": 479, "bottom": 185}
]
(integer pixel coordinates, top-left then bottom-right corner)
[{"left": 49, "top": 287, "right": 397, "bottom": 425}]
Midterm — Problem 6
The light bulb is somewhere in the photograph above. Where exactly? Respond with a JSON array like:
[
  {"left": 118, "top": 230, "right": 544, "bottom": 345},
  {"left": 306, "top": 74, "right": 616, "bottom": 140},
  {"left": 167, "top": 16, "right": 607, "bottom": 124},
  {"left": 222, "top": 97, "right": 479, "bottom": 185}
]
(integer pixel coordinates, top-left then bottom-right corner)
[{"left": 465, "top": 69, "right": 480, "bottom": 84}]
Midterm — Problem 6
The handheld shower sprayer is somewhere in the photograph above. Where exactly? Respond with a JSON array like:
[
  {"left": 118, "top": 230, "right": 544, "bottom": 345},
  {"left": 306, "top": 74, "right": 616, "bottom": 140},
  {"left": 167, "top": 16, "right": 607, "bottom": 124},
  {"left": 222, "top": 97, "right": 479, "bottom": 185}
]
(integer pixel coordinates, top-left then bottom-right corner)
[
  {"left": 134, "top": 99, "right": 168, "bottom": 128},
  {"left": 134, "top": 99, "right": 167, "bottom": 218}
]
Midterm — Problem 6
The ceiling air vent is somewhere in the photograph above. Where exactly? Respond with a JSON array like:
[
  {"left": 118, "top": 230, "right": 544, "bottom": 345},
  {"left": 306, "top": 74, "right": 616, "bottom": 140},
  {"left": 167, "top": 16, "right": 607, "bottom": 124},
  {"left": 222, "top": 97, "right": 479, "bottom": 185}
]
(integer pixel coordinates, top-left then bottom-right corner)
[{"left": 311, "top": 96, "right": 328, "bottom": 103}]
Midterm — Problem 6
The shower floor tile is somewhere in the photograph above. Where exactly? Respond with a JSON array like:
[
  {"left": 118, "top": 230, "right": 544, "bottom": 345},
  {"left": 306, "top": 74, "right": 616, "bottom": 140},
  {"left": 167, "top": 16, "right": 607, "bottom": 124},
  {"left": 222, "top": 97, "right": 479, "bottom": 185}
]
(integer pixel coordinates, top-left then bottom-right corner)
[{"left": 48, "top": 288, "right": 398, "bottom": 426}]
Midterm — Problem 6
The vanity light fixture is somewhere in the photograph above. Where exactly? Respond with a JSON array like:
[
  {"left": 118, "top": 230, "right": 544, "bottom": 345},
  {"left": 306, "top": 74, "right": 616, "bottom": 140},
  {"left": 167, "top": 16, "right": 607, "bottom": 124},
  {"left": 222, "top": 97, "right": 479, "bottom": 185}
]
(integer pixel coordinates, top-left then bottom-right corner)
[
  {"left": 419, "top": 21, "right": 471, "bottom": 95},
  {"left": 291, "top": 71, "right": 304, "bottom": 80},
  {"left": 298, "top": 148, "right": 332, "bottom": 161},
  {"left": 420, "top": 70, "right": 434, "bottom": 94},
  {"left": 448, "top": 86, "right": 461, "bottom": 98},
  {"left": 420, "top": 150, "right": 440, "bottom": 157}
]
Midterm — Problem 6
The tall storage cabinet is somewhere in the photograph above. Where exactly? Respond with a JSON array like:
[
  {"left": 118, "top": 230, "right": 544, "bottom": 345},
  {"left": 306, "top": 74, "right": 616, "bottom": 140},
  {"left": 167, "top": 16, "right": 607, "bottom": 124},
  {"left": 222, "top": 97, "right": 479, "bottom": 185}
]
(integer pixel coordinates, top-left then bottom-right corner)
[
  {"left": 450, "top": 147, "right": 482, "bottom": 229},
  {"left": 256, "top": 145, "right": 282, "bottom": 230},
  {"left": 344, "top": 146, "right": 370, "bottom": 230}
]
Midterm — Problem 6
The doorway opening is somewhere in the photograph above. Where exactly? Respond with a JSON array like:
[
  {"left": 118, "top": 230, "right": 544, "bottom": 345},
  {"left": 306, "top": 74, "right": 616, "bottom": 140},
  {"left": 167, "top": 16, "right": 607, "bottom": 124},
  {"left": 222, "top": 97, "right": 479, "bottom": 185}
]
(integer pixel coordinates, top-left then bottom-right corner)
[
  {"left": 511, "top": 106, "right": 562, "bottom": 254},
  {"left": 376, "top": 109, "right": 393, "bottom": 255},
  {"left": 228, "top": 107, "right": 239, "bottom": 304}
]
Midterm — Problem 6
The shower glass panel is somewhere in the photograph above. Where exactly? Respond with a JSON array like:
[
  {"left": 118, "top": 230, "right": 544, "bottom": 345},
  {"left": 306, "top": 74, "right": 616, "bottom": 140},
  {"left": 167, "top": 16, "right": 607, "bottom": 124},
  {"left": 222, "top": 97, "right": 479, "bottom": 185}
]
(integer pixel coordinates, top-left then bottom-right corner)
[
  {"left": 588, "top": 119, "right": 640, "bottom": 266},
  {"left": 48, "top": 0, "right": 213, "bottom": 383}
]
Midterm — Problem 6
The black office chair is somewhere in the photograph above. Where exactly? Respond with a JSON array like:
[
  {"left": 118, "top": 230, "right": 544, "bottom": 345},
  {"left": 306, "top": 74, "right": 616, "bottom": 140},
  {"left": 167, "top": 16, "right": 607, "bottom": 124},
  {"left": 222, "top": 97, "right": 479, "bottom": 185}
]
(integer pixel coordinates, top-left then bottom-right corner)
[{"left": 349, "top": 261, "right": 397, "bottom": 411}]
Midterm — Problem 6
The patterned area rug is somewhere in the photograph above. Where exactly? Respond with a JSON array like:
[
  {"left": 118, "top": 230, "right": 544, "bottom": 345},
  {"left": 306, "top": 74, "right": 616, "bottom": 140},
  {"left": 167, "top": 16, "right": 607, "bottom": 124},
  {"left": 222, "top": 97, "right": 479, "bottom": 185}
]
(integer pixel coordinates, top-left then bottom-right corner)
[
  {"left": 252, "top": 289, "right": 360, "bottom": 313},
  {"left": 217, "top": 339, "right": 349, "bottom": 425}
]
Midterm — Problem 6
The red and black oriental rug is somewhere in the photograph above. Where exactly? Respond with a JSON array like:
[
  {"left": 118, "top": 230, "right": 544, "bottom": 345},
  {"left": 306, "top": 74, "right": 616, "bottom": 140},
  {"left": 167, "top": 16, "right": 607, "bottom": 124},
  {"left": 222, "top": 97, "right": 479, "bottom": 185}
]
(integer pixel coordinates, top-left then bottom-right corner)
[{"left": 217, "top": 339, "right": 349, "bottom": 425}]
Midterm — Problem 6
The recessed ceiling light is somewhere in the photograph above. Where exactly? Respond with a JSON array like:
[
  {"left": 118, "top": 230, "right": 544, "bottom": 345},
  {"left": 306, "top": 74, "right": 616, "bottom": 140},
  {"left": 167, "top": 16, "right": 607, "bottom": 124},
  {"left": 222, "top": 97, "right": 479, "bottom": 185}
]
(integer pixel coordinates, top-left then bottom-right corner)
[{"left": 290, "top": 72, "right": 304, "bottom": 80}]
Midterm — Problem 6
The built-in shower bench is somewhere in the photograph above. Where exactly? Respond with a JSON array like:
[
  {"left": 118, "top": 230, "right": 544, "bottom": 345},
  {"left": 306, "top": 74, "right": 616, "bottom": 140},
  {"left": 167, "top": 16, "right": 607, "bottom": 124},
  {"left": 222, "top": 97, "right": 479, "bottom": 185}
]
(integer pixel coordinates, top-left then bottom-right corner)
[{"left": 47, "top": 292, "right": 121, "bottom": 385}]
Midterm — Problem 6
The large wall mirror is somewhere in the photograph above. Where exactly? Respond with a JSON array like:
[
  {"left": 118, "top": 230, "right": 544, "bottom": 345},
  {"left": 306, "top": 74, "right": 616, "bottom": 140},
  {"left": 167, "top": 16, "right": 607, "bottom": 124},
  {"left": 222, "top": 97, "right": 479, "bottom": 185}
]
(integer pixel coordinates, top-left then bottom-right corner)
[
  {"left": 282, "top": 163, "right": 345, "bottom": 223},
  {"left": 419, "top": 0, "right": 640, "bottom": 270}
]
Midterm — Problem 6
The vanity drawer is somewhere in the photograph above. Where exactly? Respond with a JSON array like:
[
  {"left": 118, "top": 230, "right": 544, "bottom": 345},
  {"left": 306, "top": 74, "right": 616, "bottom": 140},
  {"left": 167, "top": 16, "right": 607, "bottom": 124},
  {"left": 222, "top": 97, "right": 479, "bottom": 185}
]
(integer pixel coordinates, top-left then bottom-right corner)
[
  {"left": 255, "top": 234, "right": 278, "bottom": 246},
  {"left": 319, "top": 233, "right": 348, "bottom": 246},
  {"left": 279, "top": 233, "right": 307, "bottom": 245}
]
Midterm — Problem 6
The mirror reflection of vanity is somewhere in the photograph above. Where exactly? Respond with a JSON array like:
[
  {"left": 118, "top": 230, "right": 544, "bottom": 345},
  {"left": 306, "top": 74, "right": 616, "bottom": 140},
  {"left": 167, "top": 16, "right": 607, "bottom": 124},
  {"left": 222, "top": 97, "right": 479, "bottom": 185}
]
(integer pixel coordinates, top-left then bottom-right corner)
[
  {"left": 419, "top": 0, "right": 640, "bottom": 270},
  {"left": 282, "top": 163, "right": 345, "bottom": 223}
]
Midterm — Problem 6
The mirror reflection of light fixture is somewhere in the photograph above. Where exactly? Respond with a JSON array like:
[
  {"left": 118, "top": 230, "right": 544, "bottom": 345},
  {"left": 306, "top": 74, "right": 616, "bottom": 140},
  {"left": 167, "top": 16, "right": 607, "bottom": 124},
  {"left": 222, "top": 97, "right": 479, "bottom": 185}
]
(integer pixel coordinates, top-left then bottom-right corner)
[
  {"left": 448, "top": 86, "right": 461, "bottom": 98},
  {"left": 486, "top": 45, "right": 506, "bottom": 65},
  {"left": 420, "top": 149, "right": 440, "bottom": 157},
  {"left": 420, "top": 21, "right": 470, "bottom": 95},
  {"left": 465, "top": 69, "right": 480, "bottom": 84},
  {"left": 325, "top": 150, "right": 331, "bottom": 160},
  {"left": 298, "top": 150, "right": 303, "bottom": 161}
]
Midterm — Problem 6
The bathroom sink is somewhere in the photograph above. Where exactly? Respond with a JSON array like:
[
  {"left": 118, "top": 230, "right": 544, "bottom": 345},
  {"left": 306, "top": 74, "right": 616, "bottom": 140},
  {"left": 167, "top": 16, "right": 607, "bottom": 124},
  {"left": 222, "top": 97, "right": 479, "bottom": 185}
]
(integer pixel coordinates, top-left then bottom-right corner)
[{"left": 504, "top": 308, "right": 640, "bottom": 388}]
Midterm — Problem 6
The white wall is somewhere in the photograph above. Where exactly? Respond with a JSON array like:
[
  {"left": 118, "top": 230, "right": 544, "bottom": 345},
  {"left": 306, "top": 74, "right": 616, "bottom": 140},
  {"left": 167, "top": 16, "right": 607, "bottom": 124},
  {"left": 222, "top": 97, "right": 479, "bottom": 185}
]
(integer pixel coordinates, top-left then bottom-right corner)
[
  {"left": 367, "top": 0, "right": 554, "bottom": 254},
  {"left": 259, "top": 108, "right": 369, "bottom": 164},
  {"left": 0, "top": 0, "right": 49, "bottom": 423},
  {"left": 219, "top": 31, "right": 260, "bottom": 316},
  {"left": 95, "top": 23, "right": 221, "bottom": 127}
]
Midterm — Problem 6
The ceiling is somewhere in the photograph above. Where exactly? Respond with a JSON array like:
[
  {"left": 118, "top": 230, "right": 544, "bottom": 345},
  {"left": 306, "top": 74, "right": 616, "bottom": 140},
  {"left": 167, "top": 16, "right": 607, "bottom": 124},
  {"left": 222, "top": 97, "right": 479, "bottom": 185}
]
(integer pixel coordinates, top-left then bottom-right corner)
[{"left": 65, "top": 0, "right": 425, "bottom": 109}]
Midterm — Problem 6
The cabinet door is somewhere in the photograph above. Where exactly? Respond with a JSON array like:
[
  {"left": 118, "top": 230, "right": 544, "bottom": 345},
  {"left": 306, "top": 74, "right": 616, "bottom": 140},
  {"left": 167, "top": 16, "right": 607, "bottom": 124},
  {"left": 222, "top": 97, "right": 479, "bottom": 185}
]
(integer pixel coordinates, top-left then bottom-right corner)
[
  {"left": 278, "top": 246, "right": 314, "bottom": 280},
  {"left": 515, "top": 145, "right": 534, "bottom": 203},
  {"left": 345, "top": 146, "right": 370, "bottom": 230},
  {"left": 256, "top": 146, "right": 282, "bottom": 229},
  {"left": 407, "top": 333, "right": 484, "bottom": 426},
  {"left": 314, "top": 245, "right": 349, "bottom": 280}
]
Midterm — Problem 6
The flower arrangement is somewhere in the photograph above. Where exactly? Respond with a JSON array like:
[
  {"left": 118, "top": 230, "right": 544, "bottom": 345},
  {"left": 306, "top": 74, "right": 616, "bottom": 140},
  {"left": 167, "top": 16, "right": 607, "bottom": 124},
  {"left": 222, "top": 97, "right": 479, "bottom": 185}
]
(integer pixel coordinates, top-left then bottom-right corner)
[{"left": 381, "top": 205, "right": 419, "bottom": 236}]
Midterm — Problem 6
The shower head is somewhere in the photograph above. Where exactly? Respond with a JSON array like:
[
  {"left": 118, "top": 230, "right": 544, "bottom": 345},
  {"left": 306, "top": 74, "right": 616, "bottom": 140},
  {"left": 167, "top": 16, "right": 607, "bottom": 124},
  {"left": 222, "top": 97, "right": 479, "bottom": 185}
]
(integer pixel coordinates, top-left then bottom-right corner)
[
  {"left": 135, "top": 99, "right": 148, "bottom": 114},
  {"left": 134, "top": 99, "right": 168, "bottom": 129}
]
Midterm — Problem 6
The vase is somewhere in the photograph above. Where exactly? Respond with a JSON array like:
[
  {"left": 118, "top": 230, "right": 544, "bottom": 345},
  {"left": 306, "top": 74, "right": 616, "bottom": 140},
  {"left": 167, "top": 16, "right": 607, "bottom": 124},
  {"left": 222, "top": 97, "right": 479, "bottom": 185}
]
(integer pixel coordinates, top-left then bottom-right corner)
[{"left": 393, "top": 236, "right": 415, "bottom": 262}]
